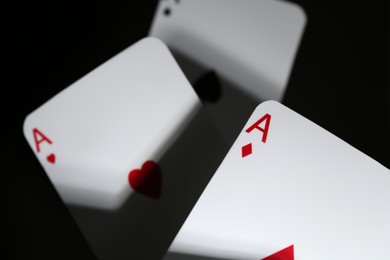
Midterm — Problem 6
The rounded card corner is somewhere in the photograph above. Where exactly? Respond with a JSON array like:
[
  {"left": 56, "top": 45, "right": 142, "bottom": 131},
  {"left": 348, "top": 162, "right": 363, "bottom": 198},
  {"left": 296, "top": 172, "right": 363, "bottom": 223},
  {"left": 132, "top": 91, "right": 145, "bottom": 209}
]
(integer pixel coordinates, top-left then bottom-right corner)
[
  {"left": 289, "top": 2, "right": 308, "bottom": 25},
  {"left": 256, "top": 100, "right": 280, "bottom": 110},
  {"left": 22, "top": 115, "right": 32, "bottom": 140},
  {"left": 139, "top": 36, "right": 169, "bottom": 52}
]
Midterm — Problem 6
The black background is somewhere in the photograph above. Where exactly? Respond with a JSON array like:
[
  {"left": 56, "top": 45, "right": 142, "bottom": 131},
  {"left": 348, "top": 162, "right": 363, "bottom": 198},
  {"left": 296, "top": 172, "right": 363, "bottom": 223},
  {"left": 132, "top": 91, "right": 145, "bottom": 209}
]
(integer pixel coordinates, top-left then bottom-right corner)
[{"left": 5, "top": 1, "right": 389, "bottom": 259}]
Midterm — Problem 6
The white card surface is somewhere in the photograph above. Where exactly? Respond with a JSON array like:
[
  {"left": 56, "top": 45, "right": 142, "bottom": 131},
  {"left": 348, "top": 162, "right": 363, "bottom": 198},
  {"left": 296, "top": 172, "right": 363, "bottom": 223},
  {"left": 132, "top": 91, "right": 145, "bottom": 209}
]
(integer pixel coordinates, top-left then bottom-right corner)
[
  {"left": 163, "top": 100, "right": 390, "bottom": 260},
  {"left": 149, "top": 0, "right": 307, "bottom": 101},
  {"left": 23, "top": 37, "right": 200, "bottom": 210}
]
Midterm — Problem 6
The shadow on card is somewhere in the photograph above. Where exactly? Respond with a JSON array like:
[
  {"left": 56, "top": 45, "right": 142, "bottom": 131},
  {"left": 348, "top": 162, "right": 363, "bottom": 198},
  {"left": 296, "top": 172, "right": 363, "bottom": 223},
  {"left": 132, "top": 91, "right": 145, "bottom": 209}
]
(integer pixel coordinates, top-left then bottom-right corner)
[
  {"left": 172, "top": 48, "right": 262, "bottom": 146},
  {"left": 66, "top": 33, "right": 264, "bottom": 260},
  {"left": 67, "top": 108, "right": 229, "bottom": 260}
]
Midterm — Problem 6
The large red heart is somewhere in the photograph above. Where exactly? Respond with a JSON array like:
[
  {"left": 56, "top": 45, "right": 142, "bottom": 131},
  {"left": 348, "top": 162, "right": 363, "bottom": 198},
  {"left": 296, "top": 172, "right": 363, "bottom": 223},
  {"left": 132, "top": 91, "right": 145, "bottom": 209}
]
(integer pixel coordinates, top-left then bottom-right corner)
[{"left": 128, "top": 161, "right": 162, "bottom": 199}]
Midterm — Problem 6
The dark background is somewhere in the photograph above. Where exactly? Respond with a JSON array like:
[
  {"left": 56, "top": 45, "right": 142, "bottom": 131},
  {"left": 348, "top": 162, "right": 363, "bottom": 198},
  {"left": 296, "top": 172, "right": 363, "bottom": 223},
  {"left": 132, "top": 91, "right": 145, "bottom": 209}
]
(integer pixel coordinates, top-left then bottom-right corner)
[{"left": 5, "top": 1, "right": 389, "bottom": 259}]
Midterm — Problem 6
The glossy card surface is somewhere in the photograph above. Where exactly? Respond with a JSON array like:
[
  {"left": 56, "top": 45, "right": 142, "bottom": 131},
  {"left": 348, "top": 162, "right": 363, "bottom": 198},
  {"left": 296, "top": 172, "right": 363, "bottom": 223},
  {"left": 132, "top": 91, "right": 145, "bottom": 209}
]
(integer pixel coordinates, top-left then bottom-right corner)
[
  {"left": 23, "top": 37, "right": 200, "bottom": 210},
  {"left": 163, "top": 101, "right": 390, "bottom": 260},
  {"left": 149, "top": 0, "right": 307, "bottom": 101}
]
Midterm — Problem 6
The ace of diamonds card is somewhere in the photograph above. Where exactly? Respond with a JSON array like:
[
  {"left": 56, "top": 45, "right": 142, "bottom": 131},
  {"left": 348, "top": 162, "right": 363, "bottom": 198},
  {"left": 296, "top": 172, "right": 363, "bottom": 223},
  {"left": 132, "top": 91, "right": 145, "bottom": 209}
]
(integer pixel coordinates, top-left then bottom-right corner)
[{"left": 163, "top": 100, "right": 390, "bottom": 260}]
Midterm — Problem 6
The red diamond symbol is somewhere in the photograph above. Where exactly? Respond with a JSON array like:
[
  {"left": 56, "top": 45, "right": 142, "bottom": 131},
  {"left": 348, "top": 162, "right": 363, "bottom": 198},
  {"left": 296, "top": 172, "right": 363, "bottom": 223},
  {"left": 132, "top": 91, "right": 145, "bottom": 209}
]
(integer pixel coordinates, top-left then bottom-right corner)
[{"left": 241, "top": 143, "right": 252, "bottom": 157}]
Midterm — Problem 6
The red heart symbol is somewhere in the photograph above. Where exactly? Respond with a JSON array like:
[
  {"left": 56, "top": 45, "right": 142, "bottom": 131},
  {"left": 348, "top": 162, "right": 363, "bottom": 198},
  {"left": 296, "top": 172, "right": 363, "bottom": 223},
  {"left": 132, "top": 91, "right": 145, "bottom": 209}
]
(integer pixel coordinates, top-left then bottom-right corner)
[
  {"left": 47, "top": 153, "right": 56, "bottom": 164},
  {"left": 128, "top": 161, "right": 162, "bottom": 199}
]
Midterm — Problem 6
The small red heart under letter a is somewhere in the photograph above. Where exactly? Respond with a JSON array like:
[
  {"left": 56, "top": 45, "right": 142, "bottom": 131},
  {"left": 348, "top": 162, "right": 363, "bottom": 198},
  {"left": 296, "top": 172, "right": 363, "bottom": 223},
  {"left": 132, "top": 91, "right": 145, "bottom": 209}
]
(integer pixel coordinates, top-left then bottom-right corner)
[
  {"left": 47, "top": 153, "right": 56, "bottom": 164},
  {"left": 128, "top": 161, "right": 162, "bottom": 199}
]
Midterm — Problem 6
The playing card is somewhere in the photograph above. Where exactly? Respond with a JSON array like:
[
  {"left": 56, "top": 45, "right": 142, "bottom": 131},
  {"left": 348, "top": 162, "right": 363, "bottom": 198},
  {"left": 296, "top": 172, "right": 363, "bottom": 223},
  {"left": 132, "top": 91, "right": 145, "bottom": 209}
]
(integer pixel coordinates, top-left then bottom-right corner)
[
  {"left": 149, "top": 0, "right": 307, "bottom": 145},
  {"left": 149, "top": 0, "right": 307, "bottom": 102},
  {"left": 23, "top": 37, "right": 200, "bottom": 210},
  {"left": 163, "top": 100, "right": 390, "bottom": 260},
  {"left": 22, "top": 37, "right": 230, "bottom": 260}
]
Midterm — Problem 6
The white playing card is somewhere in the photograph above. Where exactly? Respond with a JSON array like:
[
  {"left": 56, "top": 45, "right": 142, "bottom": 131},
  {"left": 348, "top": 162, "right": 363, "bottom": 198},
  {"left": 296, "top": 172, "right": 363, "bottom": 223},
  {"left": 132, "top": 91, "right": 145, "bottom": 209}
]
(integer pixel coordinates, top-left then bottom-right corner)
[
  {"left": 149, "top": 0, "right": 307, "bottom": 145},
  {"left": 23, "top": 36, "right": 231, "bottom": 260},
  {"left": 23, "top": 37, "right": 201, "bottom": 211},
  {"left": 149, "top": 0, "right": 307, "bottom": 102},
  {"left": 163, "top": 100, "right": 390, "bottom": 260}
]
